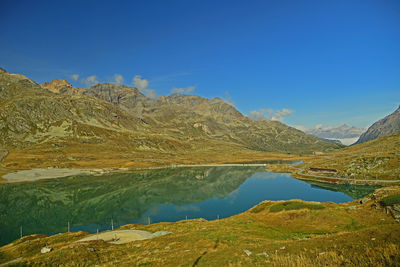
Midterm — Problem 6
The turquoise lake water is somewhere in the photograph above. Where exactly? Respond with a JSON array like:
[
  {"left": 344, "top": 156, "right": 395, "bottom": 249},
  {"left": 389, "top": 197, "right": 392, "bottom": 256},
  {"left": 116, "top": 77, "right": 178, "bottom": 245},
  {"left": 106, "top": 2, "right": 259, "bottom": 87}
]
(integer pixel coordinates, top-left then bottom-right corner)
[{"left": 0, "top": 166, "right": 377, "bottom": 245}]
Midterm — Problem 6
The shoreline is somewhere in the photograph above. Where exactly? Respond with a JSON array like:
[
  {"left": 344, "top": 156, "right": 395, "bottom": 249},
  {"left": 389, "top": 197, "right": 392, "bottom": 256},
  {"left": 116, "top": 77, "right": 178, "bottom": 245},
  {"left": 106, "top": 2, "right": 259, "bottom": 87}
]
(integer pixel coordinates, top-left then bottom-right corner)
[
  {"left": 1, "top": 163, "right": 269, "bottom": 183},
  {"left": 293, "top": 170, "right": 400, "bottom": 186},
  {"left": 2, "top": 162, "right": 399, "bottom": 186}
]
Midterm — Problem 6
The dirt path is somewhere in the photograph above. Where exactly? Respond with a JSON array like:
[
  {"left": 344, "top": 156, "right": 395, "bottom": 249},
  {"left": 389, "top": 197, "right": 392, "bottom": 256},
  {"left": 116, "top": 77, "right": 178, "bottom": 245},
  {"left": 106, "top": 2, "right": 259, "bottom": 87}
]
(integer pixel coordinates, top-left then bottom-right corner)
[
  {"left": 0, "top": 257, "right": 22, "bottom": 266},
  {"left": 297, "top": 170, "right": 400, "bottom": 184}
]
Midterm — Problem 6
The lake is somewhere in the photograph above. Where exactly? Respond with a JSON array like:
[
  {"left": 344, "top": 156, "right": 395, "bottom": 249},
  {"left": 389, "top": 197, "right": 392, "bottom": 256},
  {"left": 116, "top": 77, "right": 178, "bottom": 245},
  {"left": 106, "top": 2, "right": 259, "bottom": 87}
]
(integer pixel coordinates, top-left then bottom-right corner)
[{"left": 0, "top": 166, "right": 378, "bottom": 245}]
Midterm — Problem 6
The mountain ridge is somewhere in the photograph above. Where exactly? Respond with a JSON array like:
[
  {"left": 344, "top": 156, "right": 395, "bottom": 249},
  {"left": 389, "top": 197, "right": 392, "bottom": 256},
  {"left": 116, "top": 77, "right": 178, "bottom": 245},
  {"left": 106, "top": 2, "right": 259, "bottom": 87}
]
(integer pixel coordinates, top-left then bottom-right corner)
[
  {"left": 0, "top": 70, "right": 343, "bottom": 174},
  {"left": 355, "top": 106, "right": 400, "bottom": 144},
  {"left": 35, "top": 76, "right": 342, "bottom": 154}
]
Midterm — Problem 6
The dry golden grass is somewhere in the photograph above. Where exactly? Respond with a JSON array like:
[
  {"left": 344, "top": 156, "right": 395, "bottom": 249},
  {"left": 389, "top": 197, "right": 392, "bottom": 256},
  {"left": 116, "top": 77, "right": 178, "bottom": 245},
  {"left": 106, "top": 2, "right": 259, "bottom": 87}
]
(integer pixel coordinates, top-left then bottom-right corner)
[
  {"left": 0, "top": 139, "right": 304, "bottom": 181},
  {"left": 301, "top": 132, "right": 400, "bottom": 180}
]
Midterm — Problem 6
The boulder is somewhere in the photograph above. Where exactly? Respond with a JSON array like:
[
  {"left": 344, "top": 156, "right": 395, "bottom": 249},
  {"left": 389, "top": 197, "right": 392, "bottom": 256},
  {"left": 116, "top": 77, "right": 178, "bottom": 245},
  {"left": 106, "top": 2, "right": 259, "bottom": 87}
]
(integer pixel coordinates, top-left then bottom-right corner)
[{"left": 41, "top": 246, "right": 52, "bottom": 253}]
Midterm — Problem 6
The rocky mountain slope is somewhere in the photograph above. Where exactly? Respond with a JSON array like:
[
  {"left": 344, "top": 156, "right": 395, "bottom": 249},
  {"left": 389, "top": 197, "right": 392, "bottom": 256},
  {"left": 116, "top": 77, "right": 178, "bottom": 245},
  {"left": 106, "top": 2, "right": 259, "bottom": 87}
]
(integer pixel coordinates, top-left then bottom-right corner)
[
  {"left": 0, "top": 69, "right": 147, "bottom": 148},
  {"left": 356, "top": 106, "right": 400, "bottom": 144},
  {"left": 39, "top": 78, "right": 342, "bottom": 154},
  {"left": 0, "top": 69, "right": 342, "bottom": 172}
]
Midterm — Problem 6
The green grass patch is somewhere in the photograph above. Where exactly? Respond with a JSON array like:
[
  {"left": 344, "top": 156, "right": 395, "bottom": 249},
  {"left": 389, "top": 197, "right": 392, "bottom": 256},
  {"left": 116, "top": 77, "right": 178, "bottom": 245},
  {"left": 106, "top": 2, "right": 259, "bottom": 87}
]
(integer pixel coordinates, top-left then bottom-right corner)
[
  {"left": 344, "top": 218, "right": 363, "bottom": 231},
  {"left": 223, "top": 235, "right": 238, "bottom": 242},
  {"left": 380, "top": 194, "right": 400, "bottom": 206},
  {"left": 269, "top": 201, "right": 324, "bottom": 213},
  {"left": 250, "top": 202, "right": 271, "bottom": 213}
]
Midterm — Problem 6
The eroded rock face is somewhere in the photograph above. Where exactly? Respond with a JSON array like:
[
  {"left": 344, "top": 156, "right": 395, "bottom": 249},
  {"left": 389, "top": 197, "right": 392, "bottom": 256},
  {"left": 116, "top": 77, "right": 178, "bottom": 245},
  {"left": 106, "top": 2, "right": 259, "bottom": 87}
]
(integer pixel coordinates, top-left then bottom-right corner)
[
  {"left": 193, "top": 123, "right": 212, "bottom": 134},
  {"left": 370, "top": 188, "right": 400, "bottom": 220},
  {"left": 41, "top": 79, "right": 73, "bottom": 94},
  {"left": 84, "top": 83, "right": 147, "bottom": 116},
  {"left": 391, "top": 204, "right": 400, "bottom": 219}
]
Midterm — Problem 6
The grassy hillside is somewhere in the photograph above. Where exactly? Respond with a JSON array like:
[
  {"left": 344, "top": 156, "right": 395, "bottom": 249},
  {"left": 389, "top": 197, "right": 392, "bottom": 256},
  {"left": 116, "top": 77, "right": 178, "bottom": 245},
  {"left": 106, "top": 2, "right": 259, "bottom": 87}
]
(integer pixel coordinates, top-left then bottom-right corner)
[
  {"left": 1, "top": 186, "right": 399, "bottom": 266},
  {"left": 300, "top": 132, "right": 400, "bottom": 181}
]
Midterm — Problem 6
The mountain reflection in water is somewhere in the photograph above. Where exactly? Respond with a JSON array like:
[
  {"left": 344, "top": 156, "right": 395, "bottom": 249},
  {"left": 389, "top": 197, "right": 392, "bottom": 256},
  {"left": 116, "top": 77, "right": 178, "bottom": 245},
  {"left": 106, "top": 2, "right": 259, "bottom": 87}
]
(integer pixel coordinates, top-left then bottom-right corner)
[{"left": 0, "top": 166, "right": 377, "bottom": 245}]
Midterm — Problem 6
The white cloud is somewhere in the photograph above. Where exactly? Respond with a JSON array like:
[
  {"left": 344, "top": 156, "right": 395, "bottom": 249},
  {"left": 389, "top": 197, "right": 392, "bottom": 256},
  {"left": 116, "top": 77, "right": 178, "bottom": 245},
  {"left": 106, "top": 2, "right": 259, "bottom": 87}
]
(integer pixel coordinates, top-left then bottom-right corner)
[
  {"left": 248, "top": 108, "right": 272, "bottom": 121},
  {"left": 81, "top": 75, "right": 98, "bottom": 86},
  {"left": 113, "top": 74, "right": 124, "bottom": 84},
  {"left": 294, "top": 125, "right": 307, "bottom": 132},
  {"left": 133, "top": 75, "right": 149, "bottom": 90},
  {"left": 249, "top": 108, "right": 294, "bottom": 121},
  {"left": 171, "top": 86, "right": 196, "bottom": 94},
  {"left": 70, "top": 74, "right": 79, "bottom": 81},
  {"left": 132, "top": 75, "right": 156, "bottom": 98},
  {"left": 271, "top": 108, "right": 294, "bottom": 121}
]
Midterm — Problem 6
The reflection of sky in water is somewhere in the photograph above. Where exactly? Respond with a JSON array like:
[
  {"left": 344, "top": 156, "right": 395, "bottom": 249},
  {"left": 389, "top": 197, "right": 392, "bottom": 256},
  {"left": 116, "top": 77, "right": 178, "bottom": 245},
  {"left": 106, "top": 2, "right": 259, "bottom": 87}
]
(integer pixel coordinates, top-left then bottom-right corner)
[{"left": 130, "top": 172, "right": 352, "bottom": 224}]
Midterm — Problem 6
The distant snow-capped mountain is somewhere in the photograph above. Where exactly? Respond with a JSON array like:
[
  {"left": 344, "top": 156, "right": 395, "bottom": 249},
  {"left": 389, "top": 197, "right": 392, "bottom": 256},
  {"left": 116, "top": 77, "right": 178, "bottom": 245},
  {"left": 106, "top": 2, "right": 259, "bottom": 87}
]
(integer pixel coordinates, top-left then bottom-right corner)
[{"left": 295, "top": 124, "right": 365, "bottom": 145}]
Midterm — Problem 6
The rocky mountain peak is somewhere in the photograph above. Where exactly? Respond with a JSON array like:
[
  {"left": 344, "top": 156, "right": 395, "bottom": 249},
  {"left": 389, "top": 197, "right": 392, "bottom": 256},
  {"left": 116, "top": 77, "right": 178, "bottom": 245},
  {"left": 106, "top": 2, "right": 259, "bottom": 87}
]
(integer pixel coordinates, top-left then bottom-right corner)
[
  {"left": 88, "top": 83, "right": 141, "bottom": 95},
  {"left": 41, "top": 79, "right": 73, "bottom": 93},
  {"left": 355, "top": 106, "right": 400, "bottom": 144}
]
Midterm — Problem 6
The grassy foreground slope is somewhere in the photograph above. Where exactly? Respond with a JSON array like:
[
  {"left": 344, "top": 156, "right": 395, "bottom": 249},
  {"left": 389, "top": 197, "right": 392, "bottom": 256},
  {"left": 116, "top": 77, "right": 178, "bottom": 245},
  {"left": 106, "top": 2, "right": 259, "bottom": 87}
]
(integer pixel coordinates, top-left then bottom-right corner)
[{"left": 1, "top": 186, "right": 399, "bottom": 266}]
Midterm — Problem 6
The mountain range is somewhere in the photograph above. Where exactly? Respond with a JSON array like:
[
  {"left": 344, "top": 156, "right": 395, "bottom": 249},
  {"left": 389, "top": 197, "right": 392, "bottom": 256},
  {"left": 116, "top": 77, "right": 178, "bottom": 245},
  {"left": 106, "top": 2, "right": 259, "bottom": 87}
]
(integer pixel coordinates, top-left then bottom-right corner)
[
  {"left": 298, "top": 124, "right": 365, "bottom": 145},
  {"left": 0, "top": 69, "right": 342, "bottom": 160}
]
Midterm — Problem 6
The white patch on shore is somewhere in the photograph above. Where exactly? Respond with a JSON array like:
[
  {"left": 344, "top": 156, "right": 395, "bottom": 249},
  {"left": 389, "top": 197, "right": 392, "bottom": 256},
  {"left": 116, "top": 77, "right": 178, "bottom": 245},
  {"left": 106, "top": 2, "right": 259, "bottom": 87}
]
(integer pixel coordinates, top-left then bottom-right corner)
[{"left": 3, "top": 168, "right": 95, "bottom": 183}]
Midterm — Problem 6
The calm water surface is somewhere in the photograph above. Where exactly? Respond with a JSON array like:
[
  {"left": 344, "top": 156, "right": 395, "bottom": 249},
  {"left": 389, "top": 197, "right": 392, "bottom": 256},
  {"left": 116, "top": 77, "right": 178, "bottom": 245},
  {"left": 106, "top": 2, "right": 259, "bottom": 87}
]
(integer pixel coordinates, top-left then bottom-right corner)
[{"left": 0, "top": 166, "right": 378, "bottom": 245}]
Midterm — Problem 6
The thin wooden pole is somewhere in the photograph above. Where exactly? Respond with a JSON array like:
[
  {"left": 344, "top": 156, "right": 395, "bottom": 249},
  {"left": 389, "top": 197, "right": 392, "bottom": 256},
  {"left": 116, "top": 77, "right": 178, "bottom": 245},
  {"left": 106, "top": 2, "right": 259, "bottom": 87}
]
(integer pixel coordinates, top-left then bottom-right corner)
[{"left": 111, "top": 219, "right": 114, "bottom": 231}]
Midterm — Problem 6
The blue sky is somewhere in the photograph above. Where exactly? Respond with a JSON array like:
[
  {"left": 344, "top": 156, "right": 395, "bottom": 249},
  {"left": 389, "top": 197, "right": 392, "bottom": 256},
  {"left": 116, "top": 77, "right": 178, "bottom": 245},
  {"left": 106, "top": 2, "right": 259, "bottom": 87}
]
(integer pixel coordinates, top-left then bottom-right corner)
[{"left": 1, "top": 0, "right": 399, "bottom": 129}]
